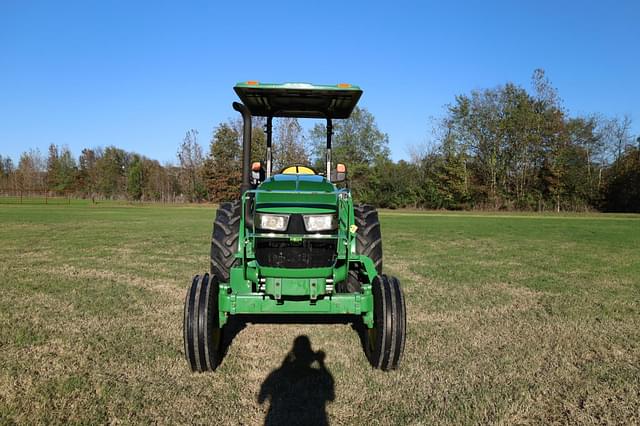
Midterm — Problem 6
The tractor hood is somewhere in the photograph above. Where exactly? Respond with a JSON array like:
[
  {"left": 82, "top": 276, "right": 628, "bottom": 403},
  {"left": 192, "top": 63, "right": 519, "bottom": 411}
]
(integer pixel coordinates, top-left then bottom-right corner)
[
  {"left": 259, "top": 174, "right": 334, "bottom": 192},
  {"left": 254, "top": 174, "right": 338, "bottom": 212}
]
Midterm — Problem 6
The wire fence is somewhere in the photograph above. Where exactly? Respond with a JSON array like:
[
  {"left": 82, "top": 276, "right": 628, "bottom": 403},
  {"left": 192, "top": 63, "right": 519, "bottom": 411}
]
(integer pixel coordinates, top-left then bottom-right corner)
[
  {"left": 0, "top": 190, "right": 76, "bottom": 205},
  {"left": 0, "top": 190, "right": 203, "bottom": 205}
]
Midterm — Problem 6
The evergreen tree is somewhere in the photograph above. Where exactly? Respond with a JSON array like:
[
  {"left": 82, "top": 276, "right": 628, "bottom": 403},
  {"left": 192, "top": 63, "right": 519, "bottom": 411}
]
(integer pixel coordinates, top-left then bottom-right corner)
[
  {"left": 127, "top": 155, "right": 144, "bottom": 200},
  {"left": 202, "top": 123, "right": 242, "bottom": 202},
  {"left": 96, "top": 146, "right": 127, "bottom": 198},
  {"left": 46, "top": 144, "right": 60, "bottom": 191},
  {"left": 51, "top": 146, "right": 77, "bottom": 192},
  {"left": 78, "top": 148, "right": 98, "bottom": 198}
]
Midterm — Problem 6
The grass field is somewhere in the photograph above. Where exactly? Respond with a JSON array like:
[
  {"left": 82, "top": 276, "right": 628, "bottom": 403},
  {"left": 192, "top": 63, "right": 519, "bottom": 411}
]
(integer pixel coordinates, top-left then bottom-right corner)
[{"left": 1, "top": 203, "right": 639, "bottom": 424}]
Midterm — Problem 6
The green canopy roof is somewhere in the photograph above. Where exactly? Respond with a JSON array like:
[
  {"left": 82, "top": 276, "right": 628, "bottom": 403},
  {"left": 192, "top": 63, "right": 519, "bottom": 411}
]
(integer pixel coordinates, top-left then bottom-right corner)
[{"left": 234, "top": 82, "right": 362, "bottom": 119}]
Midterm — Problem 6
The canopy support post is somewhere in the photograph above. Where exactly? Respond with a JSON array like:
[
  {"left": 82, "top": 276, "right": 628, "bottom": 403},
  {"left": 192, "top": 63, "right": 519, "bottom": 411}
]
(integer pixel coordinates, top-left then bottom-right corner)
[
  {"left": 266, "top": 116, "right": 273, "bottom": 178},
  {"left": 326, "top": 118, "right": 333, "bottom": 180}
]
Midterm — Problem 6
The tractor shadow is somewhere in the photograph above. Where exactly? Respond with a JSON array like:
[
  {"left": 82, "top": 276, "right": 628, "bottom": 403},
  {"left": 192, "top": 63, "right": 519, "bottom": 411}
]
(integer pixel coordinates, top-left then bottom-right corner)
[
  {"left": 258, "top": 335, "right": 335, "bottom": 426},
  {"left": 218, "top": 315, "right": 364, "bottom": 372}
]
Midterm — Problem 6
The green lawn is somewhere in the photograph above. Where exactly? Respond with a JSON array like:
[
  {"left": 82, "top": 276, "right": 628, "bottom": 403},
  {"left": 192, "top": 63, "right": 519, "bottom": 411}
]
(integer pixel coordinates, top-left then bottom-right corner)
[{"left": 1, "top": 203, "right": 638, "bottom": 424}]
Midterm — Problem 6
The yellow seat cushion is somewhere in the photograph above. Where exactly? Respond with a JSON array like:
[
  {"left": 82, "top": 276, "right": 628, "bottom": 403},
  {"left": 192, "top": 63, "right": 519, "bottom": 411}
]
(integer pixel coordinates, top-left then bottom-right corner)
[{"left": 281, "top": 166, "right": 316, "bottom": 175}]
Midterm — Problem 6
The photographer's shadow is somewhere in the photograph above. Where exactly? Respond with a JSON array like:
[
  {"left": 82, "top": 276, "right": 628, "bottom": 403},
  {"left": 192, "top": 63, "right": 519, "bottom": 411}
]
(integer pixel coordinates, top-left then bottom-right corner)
[{"left": 258, "top": 336, "right": 335, "bottom": 426}]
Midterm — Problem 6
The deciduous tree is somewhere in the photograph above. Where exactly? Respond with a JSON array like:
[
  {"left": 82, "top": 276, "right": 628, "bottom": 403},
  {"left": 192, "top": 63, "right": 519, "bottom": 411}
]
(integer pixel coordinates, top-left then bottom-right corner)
[
  {"left": 274, "top": 117, "right": 307, "bottom": 170},
  {"left": 177, "top": 129, "right": 206, "bottom": 202}
]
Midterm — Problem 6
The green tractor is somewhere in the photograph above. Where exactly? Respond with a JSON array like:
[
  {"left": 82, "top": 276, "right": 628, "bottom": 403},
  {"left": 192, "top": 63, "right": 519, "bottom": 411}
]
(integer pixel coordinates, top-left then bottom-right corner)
[{"left": 183, "top": 82, "right": 406, "bottom": 372}]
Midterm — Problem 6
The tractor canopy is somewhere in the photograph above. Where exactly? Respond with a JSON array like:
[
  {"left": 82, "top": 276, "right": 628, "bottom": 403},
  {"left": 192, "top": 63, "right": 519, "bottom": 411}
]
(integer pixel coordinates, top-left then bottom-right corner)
[
  {"left": 234, "top": 82, "right": 362, "bottom": 119},
  {"left": 233, "top": 81, "right": 362, "bottom": 190}
]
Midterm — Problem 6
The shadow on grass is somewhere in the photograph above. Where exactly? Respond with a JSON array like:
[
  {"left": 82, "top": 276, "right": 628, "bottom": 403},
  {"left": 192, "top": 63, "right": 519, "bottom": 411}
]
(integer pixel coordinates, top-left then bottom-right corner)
[
  {"left": 258, "top": 335, "right": 335, "bottom": 426},
  {"left": 350, "top": 316, "right": 372, "bottom": 366},
  {"left": 215, "top": 316, "right": 246, "bottom": 369},
  {"left": 216, "top": 314, "right": 363, "bottom": 370}
]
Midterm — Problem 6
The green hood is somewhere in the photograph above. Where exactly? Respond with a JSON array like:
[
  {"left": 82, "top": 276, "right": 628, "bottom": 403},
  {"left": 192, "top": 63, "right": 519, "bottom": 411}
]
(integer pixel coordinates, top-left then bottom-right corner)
[
  {"left": 258, "top": 174, "right": 334, "bottom": 192},
  {"left": 254, "top": 174, "right": 338, "bottom": 212}
]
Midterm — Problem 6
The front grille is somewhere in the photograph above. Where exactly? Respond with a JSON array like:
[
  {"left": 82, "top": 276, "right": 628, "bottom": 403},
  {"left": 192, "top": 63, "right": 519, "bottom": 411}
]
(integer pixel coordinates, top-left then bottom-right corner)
[{"left": 255, "top": 238, "right": 337, "bottom": 268}]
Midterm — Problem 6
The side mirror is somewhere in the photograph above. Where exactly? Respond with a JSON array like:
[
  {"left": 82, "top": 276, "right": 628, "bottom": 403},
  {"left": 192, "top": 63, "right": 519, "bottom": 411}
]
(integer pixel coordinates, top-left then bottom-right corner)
[{"left": 331, "top": 163, "right": 347, "bottom": 183}]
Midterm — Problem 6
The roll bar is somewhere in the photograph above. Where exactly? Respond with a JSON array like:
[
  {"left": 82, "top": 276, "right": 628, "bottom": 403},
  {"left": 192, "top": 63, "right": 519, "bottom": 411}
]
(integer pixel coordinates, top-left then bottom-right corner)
[
  {"left": 326, "top": 118, "right": 332, "bottom": 178},
  {"left": 266, "top": 116, "right": 273, "bottom": 178},
  {"left": 234, "top": 102, "right": 336, "bottom": 187}
]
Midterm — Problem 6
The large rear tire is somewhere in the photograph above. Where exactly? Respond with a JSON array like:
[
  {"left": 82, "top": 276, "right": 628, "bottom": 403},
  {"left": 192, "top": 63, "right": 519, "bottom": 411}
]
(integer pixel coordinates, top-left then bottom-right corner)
[
  {"left": 210, "top": 201, "right": 241, "bottom": 282},
  {"left": 354, "top": 204, "right": 383, "bottom": 273},
  {"left": 184, "top": 273, "right": 222, "bottom": 372},
  {"left": 364, "top": 274, "right": 406, "bottom": 370},
  {"left": 340, "top": 204, "right": 383, "bottom": 293}
]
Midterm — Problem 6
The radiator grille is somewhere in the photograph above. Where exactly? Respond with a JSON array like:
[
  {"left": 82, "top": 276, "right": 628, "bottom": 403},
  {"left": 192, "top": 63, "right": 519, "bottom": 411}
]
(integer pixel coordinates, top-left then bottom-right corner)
[{"left": 255, "top": 238, "right": 337, "bottom": 268}]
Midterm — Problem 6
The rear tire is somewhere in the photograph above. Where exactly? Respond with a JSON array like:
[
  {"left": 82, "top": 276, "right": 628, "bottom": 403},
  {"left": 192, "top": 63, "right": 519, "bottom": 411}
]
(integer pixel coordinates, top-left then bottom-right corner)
[
  {"left": 354, "top": 204, "right": 383, "bottom": 273},
  {"left": 364, "top": 274, "right": 406, "bottom": 370},
  {"left": 184, "top": 273, "right": 222, "bottom": 372},
  {"left": 340, "top": 204, "right": 383, "bottom": 293},
  {"left": 210, "top": 201, "right": 241, "bottom": 282}
]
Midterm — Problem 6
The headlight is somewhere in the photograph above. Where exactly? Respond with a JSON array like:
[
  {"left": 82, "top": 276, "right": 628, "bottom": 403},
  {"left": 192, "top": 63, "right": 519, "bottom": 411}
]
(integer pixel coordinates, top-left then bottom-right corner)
[
  {"left": 303, "top": 214, "right": 337, "bottom": 232},
  {"left": 256, "top": 213, "right": 289, "bottom": 231}
]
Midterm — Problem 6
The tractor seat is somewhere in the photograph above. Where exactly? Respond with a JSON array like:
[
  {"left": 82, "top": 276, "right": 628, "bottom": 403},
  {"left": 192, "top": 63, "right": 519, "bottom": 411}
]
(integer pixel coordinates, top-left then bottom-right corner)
[{"left": 281, "top": 165, "right": 316, "bottom": 175}]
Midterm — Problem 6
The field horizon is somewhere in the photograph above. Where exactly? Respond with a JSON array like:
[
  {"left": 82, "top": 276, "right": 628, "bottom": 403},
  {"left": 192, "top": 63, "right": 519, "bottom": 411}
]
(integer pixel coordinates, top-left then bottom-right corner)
[{"left": 1, "top": 203, "right": 638, "bottom": 424}]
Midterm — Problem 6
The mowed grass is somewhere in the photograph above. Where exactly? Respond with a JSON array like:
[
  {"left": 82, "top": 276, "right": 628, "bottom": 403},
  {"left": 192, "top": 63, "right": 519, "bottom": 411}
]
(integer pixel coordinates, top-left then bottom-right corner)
[{"left": 0, "top": 203, "right": 638, "bottom": 424}]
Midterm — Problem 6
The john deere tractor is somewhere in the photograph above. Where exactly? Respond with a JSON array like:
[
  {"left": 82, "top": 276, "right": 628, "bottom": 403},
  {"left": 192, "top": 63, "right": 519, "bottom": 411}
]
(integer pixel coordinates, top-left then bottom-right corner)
[{"left": 183, "top": 82, "right": 406, "bottom": 372}]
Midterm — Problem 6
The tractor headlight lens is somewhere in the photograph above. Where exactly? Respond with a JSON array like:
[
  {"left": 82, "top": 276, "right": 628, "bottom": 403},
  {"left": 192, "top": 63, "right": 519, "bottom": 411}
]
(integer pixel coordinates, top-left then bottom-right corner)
[
  {"left": 303, "top": 214, "right": 337, "bottom": 232},
  {"left": 256, "top": 213, "right": 289, "bottom": 231}
]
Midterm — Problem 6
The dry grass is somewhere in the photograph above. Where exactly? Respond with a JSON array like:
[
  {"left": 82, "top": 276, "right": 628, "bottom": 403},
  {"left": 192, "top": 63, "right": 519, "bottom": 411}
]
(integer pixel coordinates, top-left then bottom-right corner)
[{"left": 0, "top": 204, "right": 638, "bottom": 424}]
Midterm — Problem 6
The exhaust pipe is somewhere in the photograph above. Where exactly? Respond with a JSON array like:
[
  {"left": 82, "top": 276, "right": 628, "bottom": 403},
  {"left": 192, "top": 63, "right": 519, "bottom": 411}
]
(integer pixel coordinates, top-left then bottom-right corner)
[{"left": 233, "top": 102, "right": 252, "bottom": 194}]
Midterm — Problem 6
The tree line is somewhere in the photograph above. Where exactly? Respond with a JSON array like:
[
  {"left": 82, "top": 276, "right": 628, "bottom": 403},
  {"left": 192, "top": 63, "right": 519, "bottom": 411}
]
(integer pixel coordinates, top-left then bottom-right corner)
[
  {"left": 0, "top": 145, "right": 182, "bottom": 202},
  {"left": 1, "top": 70, "right": 638, "bottom": 211}
]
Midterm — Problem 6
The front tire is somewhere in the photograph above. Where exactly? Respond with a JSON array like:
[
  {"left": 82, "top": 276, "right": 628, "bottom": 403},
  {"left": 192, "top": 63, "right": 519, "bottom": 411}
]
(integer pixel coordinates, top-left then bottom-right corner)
[
  {"left": 364, "top": 274, "right": 406, "bottom": 370},
  {"left": 184, "top": 273, "right": 222, "bottom": 372}
]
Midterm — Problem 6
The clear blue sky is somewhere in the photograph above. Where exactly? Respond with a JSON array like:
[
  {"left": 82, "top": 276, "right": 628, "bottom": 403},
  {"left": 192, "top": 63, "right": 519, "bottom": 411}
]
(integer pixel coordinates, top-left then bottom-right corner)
[{"left": 1, "top": 0, "right": 639, "bottom": 164}]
